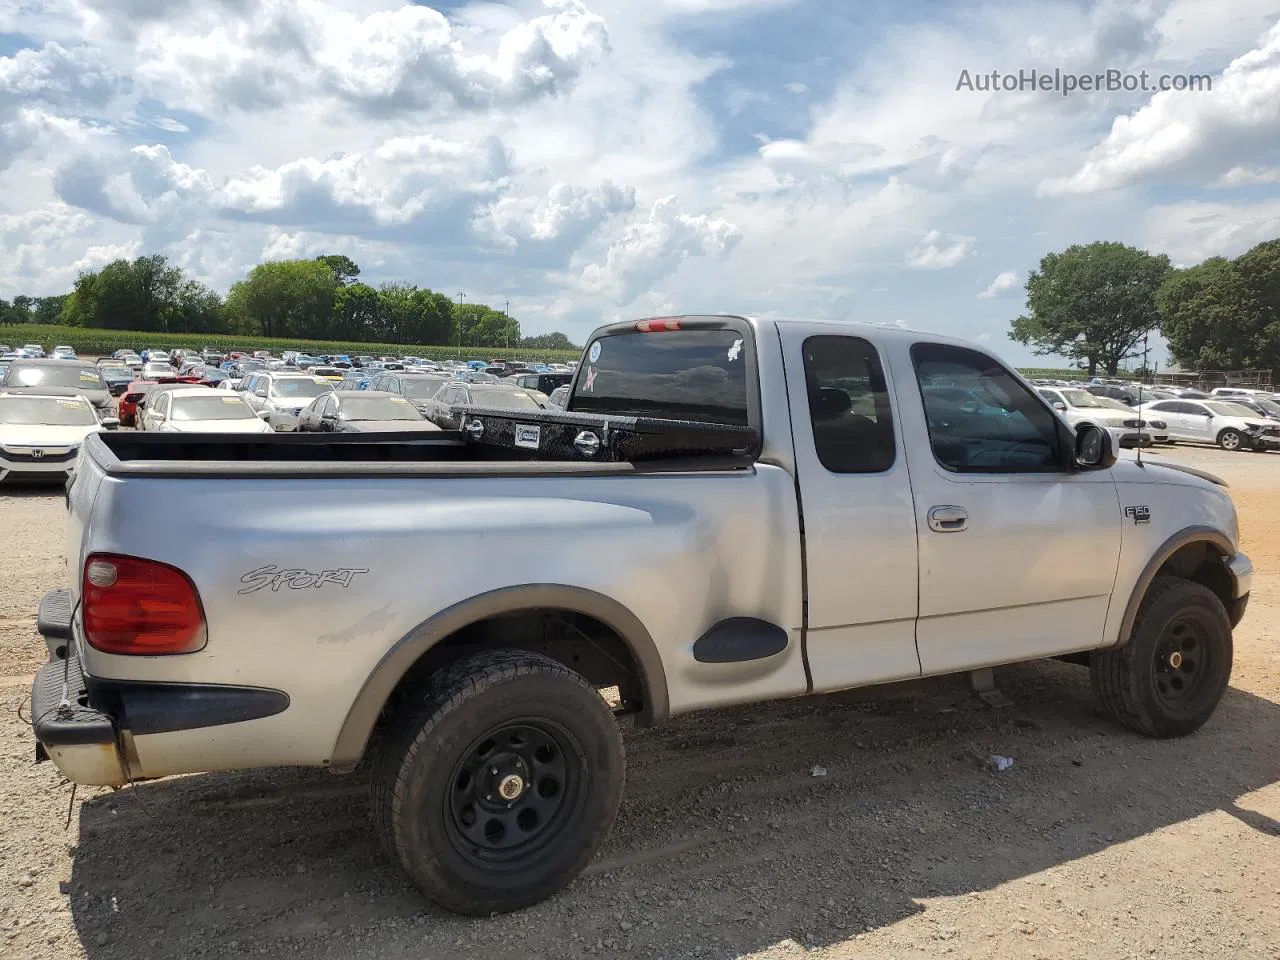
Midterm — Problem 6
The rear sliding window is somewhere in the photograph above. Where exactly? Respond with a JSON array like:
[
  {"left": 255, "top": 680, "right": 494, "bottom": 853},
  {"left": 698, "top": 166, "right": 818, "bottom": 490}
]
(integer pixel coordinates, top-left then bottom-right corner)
[{"left": 569, "top": 329, "right": 749, "bottom": 425}]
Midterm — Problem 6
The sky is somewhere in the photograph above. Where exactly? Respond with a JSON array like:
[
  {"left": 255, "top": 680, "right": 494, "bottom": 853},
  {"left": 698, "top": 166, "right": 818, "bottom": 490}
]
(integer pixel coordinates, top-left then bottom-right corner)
[{"left": 1, "top": 0, "right": 1279, "bottom": 364}]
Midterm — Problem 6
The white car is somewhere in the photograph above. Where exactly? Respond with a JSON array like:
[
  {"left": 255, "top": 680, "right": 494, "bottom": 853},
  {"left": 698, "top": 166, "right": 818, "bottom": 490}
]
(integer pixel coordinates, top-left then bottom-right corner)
[
  {"left": 1037, "top": 387, "right": 1166, "bottom": 448},
  {"left": 138, "top": 386, "right": 273, "bottom": 434},
  {"left": 50, "top": 345, "right": 77, "bottom": 360},
  {"left": 141, "top": 360, "right": 174, "bottom": 380},
  {"left": 1210, "top": 387, "right": 1270, "bottom": 399},
  {"left": 1090, "top": 397, "right": 1170, "bottom": 443},
  {"left": 238, "top": 371, "right": 337, "bottom": 431},
  {"left": 1143, "top": 399, "right": 1280, "bottom": 452},
  {"left": 0, "top": 394, "right": 117, "bottom": 483}
]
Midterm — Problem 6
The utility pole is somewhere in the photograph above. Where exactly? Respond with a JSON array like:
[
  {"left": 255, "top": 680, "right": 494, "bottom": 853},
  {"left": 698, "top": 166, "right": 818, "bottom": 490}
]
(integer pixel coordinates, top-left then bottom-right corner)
[
  {"left": 504, "top": 298, "right": 510, "bottom": 350},
  {"left": 456, "top": 292, "right": 464, "bottom": 358}
]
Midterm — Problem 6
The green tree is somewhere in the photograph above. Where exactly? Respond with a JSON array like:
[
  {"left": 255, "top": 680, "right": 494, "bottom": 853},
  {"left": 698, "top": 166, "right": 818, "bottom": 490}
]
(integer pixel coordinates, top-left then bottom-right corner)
[
  {"left": 33, "top": 295, "right": 69, "bottom": 324},
  {"left": 1158, "top": 239, "right": 1280, "bottom": 371},
  {"left": 452, "top": 302, "right": 519, "bottom": 349},
  {"left": 60, "top": 255, "right": 218, "bottom": 332},
  {"left": 376, "top": 284, "right": 455, "bottom": 345},
  {"left": 225, "top": 260, "right": 338, "bottom": 339},
  {"left": 0, "top": 297, "right": 33, "bottom": 324},
  {"left": 520, "top": 331, "right": 577, "bottom": 351},
  {"left": 1010, "top": 242, "right": 1171, "bottom": 376},
  {"left": 333, "top": 282, "right": 379, "bottom": 340},
  {"left": 316, "top": 254, "right": 361, "bottom": 286}
]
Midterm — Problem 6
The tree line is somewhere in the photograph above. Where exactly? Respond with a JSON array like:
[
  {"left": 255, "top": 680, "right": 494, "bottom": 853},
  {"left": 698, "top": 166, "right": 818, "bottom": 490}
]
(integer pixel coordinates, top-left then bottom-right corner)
[
  {"left": 1011, "top": 238, "right": 1280, "bottom": 376},
  {"left": 0, "top": 254, "right": 579, "bottom": 352}
]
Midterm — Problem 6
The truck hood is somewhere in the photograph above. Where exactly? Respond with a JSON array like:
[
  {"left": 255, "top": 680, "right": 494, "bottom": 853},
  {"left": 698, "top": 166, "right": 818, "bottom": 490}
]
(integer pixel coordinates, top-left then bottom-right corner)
[
  {"left": 0, "top": 423, "right": 100, "bottom": 446},
  {"left": 1111, "top": 457, "right": 1226, "bottom": 491}
]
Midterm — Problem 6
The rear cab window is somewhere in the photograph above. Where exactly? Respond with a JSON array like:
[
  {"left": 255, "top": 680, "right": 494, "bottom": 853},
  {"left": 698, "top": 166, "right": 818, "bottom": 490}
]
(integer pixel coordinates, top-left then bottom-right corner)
[{"left": 569, "top": 317, "right": 758, "bottom": 430}]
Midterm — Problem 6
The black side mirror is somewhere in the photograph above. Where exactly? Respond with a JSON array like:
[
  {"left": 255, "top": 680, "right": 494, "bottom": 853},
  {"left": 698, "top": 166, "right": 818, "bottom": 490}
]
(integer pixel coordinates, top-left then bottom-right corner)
[{"left": 1075, "top": 423, "right": 1117, "bottom": 469}]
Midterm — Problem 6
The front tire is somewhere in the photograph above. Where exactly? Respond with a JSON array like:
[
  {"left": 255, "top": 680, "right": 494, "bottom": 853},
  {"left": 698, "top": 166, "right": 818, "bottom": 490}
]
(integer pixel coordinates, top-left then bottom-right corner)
[
  {"left": 1217, "top": 428, "right": 1245, "bottom": 451},
  {"left": 1090, "top": 577, "right": 1232, "bottom": 738},
  {"left": 370, "top": 651, "right": 625, "bottom": 915}
]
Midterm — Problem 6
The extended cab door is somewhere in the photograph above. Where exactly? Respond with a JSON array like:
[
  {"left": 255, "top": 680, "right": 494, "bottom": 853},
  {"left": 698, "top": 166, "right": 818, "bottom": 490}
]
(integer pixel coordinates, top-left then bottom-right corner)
[
  {"left": 779, "top": 329, "right": 922, "bottom": 690},
  {"left": 889, "top": 342, "right": 1122, "bottom": 673}
]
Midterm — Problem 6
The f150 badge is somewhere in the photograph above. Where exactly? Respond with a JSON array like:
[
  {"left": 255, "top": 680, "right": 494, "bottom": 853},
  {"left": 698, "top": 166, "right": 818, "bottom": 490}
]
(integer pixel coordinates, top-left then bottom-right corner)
[
  {"left": 1123, "top": 505, "right": 1151, "bottom": 524},
  {"left": 238, "top": 565, "right": 370, "bottom": 595}
]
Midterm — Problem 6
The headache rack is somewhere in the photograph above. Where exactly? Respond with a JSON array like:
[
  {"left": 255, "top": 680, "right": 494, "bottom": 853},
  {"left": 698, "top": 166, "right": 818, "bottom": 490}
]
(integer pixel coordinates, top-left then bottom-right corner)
[{"left": 455, "top": 405, "right": 760, "bottom": 464}]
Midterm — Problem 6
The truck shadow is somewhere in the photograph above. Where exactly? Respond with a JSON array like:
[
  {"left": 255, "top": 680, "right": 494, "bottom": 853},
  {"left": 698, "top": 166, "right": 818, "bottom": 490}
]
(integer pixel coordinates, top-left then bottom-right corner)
[{"left": 68, "top": 659, "right": 1280, "bottom": 960}]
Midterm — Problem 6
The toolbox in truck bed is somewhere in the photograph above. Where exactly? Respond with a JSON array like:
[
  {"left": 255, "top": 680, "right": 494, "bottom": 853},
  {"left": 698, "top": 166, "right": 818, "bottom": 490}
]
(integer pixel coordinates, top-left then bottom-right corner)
[{"left": 456, "top": 405, "right": 760, "bottom": 463}]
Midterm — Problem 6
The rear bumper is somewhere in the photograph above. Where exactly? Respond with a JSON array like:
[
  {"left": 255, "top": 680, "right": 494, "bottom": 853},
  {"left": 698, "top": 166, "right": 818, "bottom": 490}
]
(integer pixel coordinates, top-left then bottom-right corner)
[{"left": 30, "top": 589, "right": 291, "bottom": 786}]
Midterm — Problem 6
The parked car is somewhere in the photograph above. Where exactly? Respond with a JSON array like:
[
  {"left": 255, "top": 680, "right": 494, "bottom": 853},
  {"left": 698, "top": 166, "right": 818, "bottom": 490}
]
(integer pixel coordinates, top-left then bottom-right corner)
[
  {"left": 184, "top": 364, "right": 233, "bottom": 387},
  {"left": 0, "top": 359, "right": 112, "bottom": 413},
  {"left": 141, "top": 360, "right": 177, "bottom": 381},
  {"left": 20, "top": 343, "right": 45, "bottom": 357},
  {"left": 0, "top": 394, "right": 117, "bottom": 483},
  {"left": 365, "top": 373, "right": 452, "bottom": 413},
  {"left": 1085, "top": 383, "right": 1140, "bottom": 405},
  {"left": 31, "top": 315, "right": 1251, "bottom": 919},
  {"left": 1142, "top": 399, "right": 1280, "bottom": 451},
  {"left": 238, "top": 372, "right": 337, "bottom": 431},
  {"left": 505, "top": 372, "right": 573, "bottom": 396},
  {"left": 1038, "top": 388, "right": 1167, "bottom": 447},
  {"left": 305, "top": 365, "right": 346, "bottom": 382},
  {"left": 1210, "top": 387, "right": 1271, "bottom": 399},
  {"left": 139, "top": 386, "right": 272, "bottom": 433},
  {"left": 50, "top": 345, "right": 77, "bottom": 360},
  {"left": 117, "top": 381, "right": 156, "bottom": 427},
  {"left": 295, "top": 390, "right": 443, "bottom": 433},
  {"left": 94, "top": 362, "right": 136, "bottom": 396},
  {"left": 1227, "top": 397, "right": 1280, "bottom": 421},
  {"left": 421, "top": 381, "right": 544, "bottom": 429},
  {"left": 546, "top": 385, "right": 570, "bottom": 409}
]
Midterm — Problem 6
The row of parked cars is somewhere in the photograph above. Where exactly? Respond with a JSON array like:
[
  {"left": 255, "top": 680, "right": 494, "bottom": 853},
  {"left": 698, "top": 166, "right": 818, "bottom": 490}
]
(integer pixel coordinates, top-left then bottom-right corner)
[{"left": 1027, "top": 377, "right": 1280, "bottom": 452}]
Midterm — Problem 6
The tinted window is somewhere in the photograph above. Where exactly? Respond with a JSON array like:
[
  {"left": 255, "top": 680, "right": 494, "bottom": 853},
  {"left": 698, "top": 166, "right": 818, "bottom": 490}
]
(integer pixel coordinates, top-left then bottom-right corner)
[
  {"left": 571, "top": 327, "right": 750, "bottom": 425},
  {"left": 912, "top": 343, "right": 1063, "bottom": 473},
  {"left": 802, "top": 336, "right": 895, "bottom": 473}
]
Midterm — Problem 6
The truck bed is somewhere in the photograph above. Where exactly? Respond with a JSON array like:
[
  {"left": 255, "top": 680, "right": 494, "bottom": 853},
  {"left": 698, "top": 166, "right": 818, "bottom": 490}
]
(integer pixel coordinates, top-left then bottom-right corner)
[{"left": 86, "top": 429, "right": 752, "bottom": 479}]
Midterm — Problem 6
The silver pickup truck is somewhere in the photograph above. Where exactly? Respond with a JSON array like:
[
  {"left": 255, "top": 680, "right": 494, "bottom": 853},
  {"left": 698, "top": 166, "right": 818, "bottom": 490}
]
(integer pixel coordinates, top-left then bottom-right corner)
[{"left": 31, "top": 315, "right": 1251, "bottom": 915}]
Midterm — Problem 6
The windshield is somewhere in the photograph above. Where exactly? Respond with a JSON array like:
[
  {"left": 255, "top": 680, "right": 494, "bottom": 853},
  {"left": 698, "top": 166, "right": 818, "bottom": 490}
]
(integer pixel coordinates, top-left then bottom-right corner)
[
  {"left": 98, "top": 365, "right": 132, "bottom": 379},
  {"left": 271, "top": 378, "right": 335, "bottom": 399},
  {"left": 0, "top": 396, "right": 96, "bottom": 425},
  {"left": 400, "top": 378, "right": 449, "bottom": 399},
  {"left": 1254, "top": 399, "right": 1280, "bottom": 417},
  {"left": 170, "top": 395, "right": 258, "bottom": 421},
  {"left": 1061, "top": 389, "right": 1106, "bottom": 408},
  {"left": 1206, "top": 402, "right": 1260, "bottom": 418},
  {"left": 4, "top": 364, "right": 106, "bottom": 390},
  {"left": 468, "top": 389, "right": 543, "bottom": 410},
  {"left": 570, "top": 327, "right": 750, "bottom": 425},
  {"left": 342, "top": 397, "right": 425, "bottom": 420}
]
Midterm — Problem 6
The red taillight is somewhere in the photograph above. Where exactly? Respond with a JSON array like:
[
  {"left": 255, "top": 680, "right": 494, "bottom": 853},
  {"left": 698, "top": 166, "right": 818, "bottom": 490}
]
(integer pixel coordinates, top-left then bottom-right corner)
[
  {"left": 82, "top": 553, "right": 207, "bottom": 655},
  {"left": 635, "top": 317, "right": 683, "bottom": 332}
]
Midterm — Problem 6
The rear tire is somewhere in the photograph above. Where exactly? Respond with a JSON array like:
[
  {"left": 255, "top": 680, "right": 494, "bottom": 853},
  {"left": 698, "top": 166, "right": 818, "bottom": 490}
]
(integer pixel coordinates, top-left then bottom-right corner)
[
  {"left": 1091, "top": 577, "right": 1232, "bottom": 738},
  {"left": 369, "top": 650, "right": 625, "bottom": 915},
  {"left": 1217, "top": 428, "right": 1244, "bottom": 451}
]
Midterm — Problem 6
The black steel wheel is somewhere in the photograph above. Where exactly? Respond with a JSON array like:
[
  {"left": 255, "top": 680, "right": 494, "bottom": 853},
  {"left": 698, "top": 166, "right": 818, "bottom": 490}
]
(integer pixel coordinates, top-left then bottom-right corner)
[
  {"left": 444, "top": 720, "right": 583, "bottom": 868},
  {"left": 1092, "top": 576, "right": 1233, "bottom": 738},
  {"left": 370, "top": 650, "right": 624, "bottom": 915}
]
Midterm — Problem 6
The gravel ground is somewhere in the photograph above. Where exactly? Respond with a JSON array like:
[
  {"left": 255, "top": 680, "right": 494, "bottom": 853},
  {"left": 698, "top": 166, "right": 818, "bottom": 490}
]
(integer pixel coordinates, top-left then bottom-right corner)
[{"left": 1, "top": 445, "right": 1278, "bottom": 960}]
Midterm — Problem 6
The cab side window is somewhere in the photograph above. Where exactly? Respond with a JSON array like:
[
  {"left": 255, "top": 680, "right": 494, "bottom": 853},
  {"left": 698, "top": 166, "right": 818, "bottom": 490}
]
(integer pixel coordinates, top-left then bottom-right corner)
[
  {"left": 912, "top": 343, "right": 1063, "bottom": 473},
  {"left": 801, "top": 335, "right": 895, "bottom": 473}
]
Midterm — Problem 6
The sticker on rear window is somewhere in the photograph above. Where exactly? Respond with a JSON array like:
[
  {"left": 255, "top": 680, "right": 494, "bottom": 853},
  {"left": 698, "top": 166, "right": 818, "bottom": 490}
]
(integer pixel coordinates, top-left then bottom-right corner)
[
  {"left": 390, "top": 397, "right": 408, "bottom": 403},
  {"left": 312, "top": 378, "right": 328, "bottom": 384},
  {"left": 57, "top": 399, "right": 86, "bottom": 406},
  {"left": 728, "top": 338, "right": 743, "bottom": 361},
  {"left": 80, "top": 372, "right": 99, "bottom": 381},
  {"left": 222, "top": 397, "right": 242, "bottom": 404},
  {"left": 588, "top": 342, "right": 601, "bottom": 363},
  {"left": 514, "top": 424, "right": 541, "bottom": 449},
  {"left": 582, "top": 367, "right": 597, "bottom": 392}
]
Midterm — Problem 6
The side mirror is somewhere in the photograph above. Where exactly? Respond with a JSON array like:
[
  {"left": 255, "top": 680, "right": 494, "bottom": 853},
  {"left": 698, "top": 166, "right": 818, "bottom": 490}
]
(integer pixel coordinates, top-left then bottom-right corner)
[
  {"left": 1074, "top": 423, "right": 1117, "bottom": 470},
  {"left": 1053, "top": 402, "right": 1067, "bottom": 412},
  {"left": 256, "top": 409, "right": 271, "bottom": 420},
  {"left": 254, "top": 388, "right": 268, "bottom": 398},
  {"left": 101, "top": 417, "right": 120, "bottom": 430}
]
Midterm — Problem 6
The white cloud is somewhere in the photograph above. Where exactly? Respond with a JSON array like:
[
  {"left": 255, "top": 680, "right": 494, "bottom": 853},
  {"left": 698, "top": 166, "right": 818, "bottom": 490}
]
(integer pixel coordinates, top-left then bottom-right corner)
[
  {"left": 783, "top": 82, "right": 808, "bottom": 94},
  {"left": 1144, "top": 198, "right": 1280, "bottom": 264},
  {"left": 131, "top": 0, "right": 609, "bottom": 118},
  {"left": 1214, "top": 164, "right": 1280, "bottom": 186},
  {"left": 978, "top": 269, "right": 1019, "bottom": 298},
  {"left": 1041, "top": 22, "right": 1280, "bottom": 195},
  {"left": 906, "top": 229, "right": 975, "bottom": 270},
  {"left": 579, "top": 195, "right": 740, "bottom": 302},
  {"left": 151, "top": 116, "right": 190, "bottom": 133}
]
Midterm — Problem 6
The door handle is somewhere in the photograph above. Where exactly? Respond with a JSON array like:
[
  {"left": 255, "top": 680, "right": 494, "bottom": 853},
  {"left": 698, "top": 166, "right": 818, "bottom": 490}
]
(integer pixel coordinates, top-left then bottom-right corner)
[{"left": 928, "top": 505, "right": 968, "bottom": 532}]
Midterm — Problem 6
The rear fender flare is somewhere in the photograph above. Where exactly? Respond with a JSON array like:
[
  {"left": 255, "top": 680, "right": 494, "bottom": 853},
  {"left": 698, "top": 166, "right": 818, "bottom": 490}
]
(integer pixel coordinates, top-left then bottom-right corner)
[{"left": 329, "top": 584, "right": 668, "bottom": 768}]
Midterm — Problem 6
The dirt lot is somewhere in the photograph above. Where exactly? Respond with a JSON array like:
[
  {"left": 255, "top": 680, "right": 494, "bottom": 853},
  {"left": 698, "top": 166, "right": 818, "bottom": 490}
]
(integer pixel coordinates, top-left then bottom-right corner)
[{"left": 2, "top": 446, "right": 1278, "bottom": 960}]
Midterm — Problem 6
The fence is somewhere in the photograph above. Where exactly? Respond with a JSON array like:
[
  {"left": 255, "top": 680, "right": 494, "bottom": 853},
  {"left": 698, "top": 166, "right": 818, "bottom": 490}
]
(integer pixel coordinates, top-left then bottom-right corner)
[{"left": 1153, "top": 369, "right": 1274, "bottom": 391}]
